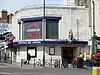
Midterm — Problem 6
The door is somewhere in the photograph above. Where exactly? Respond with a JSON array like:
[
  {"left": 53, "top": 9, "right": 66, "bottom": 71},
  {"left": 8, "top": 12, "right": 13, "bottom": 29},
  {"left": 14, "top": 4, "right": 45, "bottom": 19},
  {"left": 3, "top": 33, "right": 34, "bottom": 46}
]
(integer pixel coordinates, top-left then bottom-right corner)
[{"left": 62, "top": 47, "right": 74, "bottom": 64}]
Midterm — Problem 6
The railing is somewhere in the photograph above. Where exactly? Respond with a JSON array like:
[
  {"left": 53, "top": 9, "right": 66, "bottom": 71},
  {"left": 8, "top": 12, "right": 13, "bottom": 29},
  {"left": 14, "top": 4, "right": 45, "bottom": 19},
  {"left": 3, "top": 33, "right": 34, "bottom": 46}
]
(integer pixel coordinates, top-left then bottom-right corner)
[{"left": 21, "top": 59, "right": 69, "bottom": 68}]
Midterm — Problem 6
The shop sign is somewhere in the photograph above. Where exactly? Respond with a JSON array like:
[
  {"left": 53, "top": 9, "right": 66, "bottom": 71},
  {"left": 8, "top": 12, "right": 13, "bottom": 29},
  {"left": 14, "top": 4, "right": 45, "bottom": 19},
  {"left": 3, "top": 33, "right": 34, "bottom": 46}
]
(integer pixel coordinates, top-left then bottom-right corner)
[{"left": 17, "top": 41, "right": 41, "bottom": 44}]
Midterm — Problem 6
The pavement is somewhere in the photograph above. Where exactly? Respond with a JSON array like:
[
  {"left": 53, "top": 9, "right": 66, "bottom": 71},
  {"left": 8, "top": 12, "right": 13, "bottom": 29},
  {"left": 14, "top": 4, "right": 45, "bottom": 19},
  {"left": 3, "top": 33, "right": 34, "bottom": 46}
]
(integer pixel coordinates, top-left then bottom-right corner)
[{"left": 0, "top": 62, "right": 91, "bottom": 75}]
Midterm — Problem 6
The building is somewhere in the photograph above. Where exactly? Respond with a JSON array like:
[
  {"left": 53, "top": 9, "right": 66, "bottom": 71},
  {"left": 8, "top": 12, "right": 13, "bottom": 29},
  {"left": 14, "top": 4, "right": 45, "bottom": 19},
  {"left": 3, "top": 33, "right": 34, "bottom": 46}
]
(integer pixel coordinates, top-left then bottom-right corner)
[
  {"left": 0, "top": 9, "right": 12, "bottom": 62},
  {"left": 76, "top": 0, "right": 100, "bottom": 54},
  {"left": 12, "top": 5, "right": 90, "bottom": 63},
  {"left": 90, "top": 0, "right": 100, "bottom": 54},
  {"left": 0, "top": 9, "right": 13, "bottom": 23},
  {"left": 75, "top": 0, "right": 100, "bottom": 55}
]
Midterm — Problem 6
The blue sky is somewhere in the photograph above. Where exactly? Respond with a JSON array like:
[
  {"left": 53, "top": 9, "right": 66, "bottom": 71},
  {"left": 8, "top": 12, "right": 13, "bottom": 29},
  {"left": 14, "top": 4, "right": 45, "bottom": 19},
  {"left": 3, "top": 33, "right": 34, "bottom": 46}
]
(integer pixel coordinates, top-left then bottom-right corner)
[{"left": 0, "top": 0, "right": 74, "bottom": 13}]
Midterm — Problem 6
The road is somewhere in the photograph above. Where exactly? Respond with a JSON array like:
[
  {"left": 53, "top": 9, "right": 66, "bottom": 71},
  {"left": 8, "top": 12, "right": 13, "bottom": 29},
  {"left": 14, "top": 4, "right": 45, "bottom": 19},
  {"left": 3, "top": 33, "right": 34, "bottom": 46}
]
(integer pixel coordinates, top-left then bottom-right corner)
[{"left": 0, "top": 63, "right": 91, "bottom": 75}]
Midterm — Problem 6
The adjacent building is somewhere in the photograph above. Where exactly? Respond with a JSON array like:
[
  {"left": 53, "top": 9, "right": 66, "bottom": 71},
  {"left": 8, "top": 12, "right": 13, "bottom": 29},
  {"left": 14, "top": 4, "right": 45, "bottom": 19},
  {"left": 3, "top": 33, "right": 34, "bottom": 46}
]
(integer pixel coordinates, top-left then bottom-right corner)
[
  {"left": 0, "top": 9, "right": 12, "bottom": 62},
  {"left": 75, "top": 0, "right": 100, "bottom": 54}
]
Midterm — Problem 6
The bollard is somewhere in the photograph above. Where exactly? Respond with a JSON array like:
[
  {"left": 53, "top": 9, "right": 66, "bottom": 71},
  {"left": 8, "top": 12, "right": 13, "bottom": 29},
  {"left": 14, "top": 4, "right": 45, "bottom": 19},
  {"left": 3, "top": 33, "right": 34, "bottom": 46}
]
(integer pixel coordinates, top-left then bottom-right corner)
[
  {"left": 21, "top": 59, "right": 23, "bottom": 67},
  {"left": 34, "top": 59, "right": 35, "bottom": 68},
  {"left": 92, "top": 67, "right": 100, "bottom": 75},
  {"left": 51, "top": 57, "right": 52, "bottom": 68}
]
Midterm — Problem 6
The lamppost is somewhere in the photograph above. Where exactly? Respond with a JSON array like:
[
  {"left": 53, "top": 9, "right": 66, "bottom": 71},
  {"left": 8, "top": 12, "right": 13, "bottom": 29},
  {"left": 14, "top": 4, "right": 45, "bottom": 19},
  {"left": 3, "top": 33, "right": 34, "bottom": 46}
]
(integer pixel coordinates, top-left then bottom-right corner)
[
  {"left": 42, "top": 0, "right": 46, "bottom": 67},
  {"left": 92, "top": 1, "right": 96, "bottom": 54}
]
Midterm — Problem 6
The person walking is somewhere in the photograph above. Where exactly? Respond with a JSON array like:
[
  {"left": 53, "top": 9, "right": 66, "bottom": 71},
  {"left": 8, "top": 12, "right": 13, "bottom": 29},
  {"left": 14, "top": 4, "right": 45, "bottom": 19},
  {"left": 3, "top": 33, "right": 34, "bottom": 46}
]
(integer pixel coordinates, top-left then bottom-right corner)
[
  {"left": 73, "top": 58, "right": 77, "bottom": 68},
  {"left": 27, "top": 53, "right": 31, "bottom": 64}
]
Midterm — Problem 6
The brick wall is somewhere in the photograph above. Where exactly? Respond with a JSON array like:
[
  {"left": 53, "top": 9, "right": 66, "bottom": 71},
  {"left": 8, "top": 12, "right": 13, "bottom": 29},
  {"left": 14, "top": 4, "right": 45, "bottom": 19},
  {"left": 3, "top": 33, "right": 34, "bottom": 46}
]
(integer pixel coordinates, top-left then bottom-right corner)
[{"left": 0, "top": 9, "right": 12, "bottom": 23}]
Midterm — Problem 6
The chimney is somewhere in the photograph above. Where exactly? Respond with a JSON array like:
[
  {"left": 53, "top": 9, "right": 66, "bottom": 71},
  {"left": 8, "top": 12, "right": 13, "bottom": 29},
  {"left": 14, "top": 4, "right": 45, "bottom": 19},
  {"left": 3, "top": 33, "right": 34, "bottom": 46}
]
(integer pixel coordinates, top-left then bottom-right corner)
[{"left": 2, "top": 9, "right": 8, "bottom": 19}]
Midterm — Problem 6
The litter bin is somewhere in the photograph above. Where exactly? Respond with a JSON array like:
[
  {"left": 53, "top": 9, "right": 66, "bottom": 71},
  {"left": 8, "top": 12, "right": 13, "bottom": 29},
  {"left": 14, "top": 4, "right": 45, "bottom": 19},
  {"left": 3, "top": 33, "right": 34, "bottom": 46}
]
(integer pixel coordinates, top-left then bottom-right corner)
[{"left": 92, "top": 67, "right": 100, "bottom": 75}]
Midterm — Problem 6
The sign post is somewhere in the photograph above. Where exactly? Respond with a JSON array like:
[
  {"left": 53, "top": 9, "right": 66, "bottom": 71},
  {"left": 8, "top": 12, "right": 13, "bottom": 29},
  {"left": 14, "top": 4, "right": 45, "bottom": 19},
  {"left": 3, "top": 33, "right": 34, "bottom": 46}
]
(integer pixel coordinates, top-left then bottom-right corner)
[{"left": 5, "top": 32, "right": 15, "bottom": 64}]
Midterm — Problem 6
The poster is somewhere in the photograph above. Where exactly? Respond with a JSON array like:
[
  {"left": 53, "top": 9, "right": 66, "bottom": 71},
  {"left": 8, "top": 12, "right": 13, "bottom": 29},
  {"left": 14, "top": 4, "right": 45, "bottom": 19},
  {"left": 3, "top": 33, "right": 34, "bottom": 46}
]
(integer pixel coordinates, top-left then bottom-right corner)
[
  {"left": 28, "top": 49, "right": 35, "bottom": 56},
  {"left": 49, "top": 47, "right": 55, "bottom": 55}
]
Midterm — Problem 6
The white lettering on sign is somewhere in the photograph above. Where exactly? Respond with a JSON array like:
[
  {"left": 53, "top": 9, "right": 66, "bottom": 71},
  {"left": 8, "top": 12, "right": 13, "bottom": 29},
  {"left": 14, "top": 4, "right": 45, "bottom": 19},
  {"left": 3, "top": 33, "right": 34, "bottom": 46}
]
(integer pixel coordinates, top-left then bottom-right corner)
[
  {"left": 27, "top": 42, "right": 31, "bottom": 44},
  {"left": 18, "top": 41, "right": 41, "bottom": 44},
  {"left": 18, "top": 42, "right": 27, "bottom": 44},
  {"left": 27, "top": 28, "right": 40, "bottom": 32},
  {"left": 32, "top": 41, "right": 41, "bottom": 44}
]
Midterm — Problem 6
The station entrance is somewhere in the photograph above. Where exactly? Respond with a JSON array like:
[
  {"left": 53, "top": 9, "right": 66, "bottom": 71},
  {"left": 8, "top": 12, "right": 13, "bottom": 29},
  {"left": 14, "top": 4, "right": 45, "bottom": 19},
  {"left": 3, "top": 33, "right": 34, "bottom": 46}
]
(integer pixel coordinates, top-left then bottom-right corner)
[{"left": 61, "top": 47, "right": 76, "bottom": 64}]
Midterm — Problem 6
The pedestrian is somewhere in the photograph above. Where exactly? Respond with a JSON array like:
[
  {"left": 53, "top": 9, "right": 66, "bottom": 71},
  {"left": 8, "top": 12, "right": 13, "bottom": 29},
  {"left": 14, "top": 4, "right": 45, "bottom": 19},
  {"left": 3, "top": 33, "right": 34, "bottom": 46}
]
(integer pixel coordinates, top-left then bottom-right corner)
[
  {"left": 73, "top": 58, "right": 77, "bottom": 68},
  {"left": 27, "top": 53, "right": 31, "bottom": 64}
]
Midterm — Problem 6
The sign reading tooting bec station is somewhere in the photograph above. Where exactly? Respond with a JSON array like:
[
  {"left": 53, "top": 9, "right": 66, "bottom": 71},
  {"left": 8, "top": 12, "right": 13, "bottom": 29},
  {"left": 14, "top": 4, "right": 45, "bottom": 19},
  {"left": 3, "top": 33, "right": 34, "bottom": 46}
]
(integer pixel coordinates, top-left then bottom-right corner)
[{"left": 27, "top": 24, "right": 40, "bottom": 37}]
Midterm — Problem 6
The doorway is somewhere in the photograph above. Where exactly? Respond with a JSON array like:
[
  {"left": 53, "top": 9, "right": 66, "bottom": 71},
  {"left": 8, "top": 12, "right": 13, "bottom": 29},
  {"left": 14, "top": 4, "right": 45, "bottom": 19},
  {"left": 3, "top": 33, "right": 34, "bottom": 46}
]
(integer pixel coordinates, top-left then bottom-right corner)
[{"left": 61, "top": 47, "right": 75, "bottom": 64}]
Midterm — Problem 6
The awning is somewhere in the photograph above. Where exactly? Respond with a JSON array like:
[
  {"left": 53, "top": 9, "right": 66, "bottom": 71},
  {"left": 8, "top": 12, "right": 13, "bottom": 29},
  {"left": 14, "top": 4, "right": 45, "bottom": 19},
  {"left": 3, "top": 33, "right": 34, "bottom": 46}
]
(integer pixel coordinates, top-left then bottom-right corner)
[{"left": 18, "top": 16, "right": 61, "bottom": 23}]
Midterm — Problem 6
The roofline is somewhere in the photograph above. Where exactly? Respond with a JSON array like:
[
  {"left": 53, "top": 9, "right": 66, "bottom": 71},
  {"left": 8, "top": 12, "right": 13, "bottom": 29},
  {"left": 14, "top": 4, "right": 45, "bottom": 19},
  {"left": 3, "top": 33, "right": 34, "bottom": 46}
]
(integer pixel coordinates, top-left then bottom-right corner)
[{"left": 15, "top": 4, "right": 87, "bottom": 14}]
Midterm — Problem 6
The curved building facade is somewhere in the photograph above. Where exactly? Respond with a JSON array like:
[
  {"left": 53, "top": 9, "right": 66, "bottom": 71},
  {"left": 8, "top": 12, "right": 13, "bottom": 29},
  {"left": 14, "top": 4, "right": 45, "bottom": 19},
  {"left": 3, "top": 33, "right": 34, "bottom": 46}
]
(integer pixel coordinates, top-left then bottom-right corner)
[{"left": 12, "top": 5, "right": 90, "bottom": 63}]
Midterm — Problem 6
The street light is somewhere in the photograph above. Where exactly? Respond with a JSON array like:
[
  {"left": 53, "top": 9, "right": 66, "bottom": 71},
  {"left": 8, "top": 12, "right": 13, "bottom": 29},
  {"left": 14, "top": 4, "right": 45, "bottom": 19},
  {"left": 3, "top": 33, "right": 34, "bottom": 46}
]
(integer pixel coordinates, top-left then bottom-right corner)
[
  {"left": 42, "top": 0, "right": 46, "bottom": 67},
  {"left": 92, "top": 1, "right": 96, "bottom": 54}
]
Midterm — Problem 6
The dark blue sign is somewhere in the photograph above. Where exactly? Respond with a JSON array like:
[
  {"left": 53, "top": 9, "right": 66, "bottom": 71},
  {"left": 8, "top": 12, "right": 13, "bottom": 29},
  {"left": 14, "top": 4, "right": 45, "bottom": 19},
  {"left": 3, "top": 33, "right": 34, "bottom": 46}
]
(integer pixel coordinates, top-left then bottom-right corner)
[
  {"left": 14, "top": 40, "right": 88, "bottom": 45},
  {"left": 15, "top": 41, "right": 68, "bottom": 45}
]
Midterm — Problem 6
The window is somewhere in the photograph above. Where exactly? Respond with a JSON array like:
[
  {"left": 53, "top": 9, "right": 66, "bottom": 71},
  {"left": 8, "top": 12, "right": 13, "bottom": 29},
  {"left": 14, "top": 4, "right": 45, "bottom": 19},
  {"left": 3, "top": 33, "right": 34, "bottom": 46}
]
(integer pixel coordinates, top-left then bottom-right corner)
[
  {"left": 46, "top": 20, "right": 58, "bottom": 39},
  {"left": 49, "top": 47, "right": 55, "bottom": 55},
  {"left": 22, "top": 21, "right": 42, "bottom": 40}
]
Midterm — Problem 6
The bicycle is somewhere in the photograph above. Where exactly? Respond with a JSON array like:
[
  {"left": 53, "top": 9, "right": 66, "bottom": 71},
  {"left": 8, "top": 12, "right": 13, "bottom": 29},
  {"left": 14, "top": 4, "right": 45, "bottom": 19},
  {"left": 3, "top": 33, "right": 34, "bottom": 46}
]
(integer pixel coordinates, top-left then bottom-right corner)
[{"left": 35, "top": 59, "right": 51, "bottom": 68}]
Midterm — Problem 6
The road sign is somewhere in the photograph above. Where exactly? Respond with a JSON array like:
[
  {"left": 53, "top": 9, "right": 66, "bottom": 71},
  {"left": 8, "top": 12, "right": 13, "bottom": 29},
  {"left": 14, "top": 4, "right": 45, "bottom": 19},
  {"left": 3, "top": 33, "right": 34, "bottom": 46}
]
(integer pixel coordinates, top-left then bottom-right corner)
[{"left": 5, "top": 33, "right": 15, "bottom": 42}]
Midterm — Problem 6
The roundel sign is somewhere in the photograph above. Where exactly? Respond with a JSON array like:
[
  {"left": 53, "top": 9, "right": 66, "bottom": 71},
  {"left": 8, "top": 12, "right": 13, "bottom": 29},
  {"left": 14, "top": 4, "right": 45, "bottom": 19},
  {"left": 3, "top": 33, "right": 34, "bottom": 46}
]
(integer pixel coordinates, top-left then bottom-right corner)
[
  {"left": 27, "top": 24, "right": 40, "bottom": 37},
  {"left": 5, "top": 33, "right": 15, "bottom": 42}
]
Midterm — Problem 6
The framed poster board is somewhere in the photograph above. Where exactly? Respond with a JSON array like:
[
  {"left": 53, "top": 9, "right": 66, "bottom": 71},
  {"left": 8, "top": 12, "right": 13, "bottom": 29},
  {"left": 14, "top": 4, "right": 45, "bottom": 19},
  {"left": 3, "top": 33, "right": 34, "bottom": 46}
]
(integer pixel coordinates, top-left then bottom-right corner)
[
  {"left": 49, "top": 47, "right": 55, "bottom": 55},
  {"left": 27, "top": 47, "right": 37, "bottom": 58}
]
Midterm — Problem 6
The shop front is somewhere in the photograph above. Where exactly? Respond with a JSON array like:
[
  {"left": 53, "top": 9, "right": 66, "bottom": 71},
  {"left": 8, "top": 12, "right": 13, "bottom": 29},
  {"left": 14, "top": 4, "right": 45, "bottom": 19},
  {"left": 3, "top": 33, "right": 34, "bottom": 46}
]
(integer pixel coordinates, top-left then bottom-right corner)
[{"left": 13, "top": 40, "right": 89, "bottom": 64}]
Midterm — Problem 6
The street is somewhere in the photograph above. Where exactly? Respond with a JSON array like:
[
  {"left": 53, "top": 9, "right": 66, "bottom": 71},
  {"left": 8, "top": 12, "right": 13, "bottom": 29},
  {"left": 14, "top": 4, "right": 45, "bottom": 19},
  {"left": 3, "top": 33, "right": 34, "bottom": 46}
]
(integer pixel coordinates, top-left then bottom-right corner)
[{"left": 0, "top": 63, "right": 91, "bottom": 75}]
